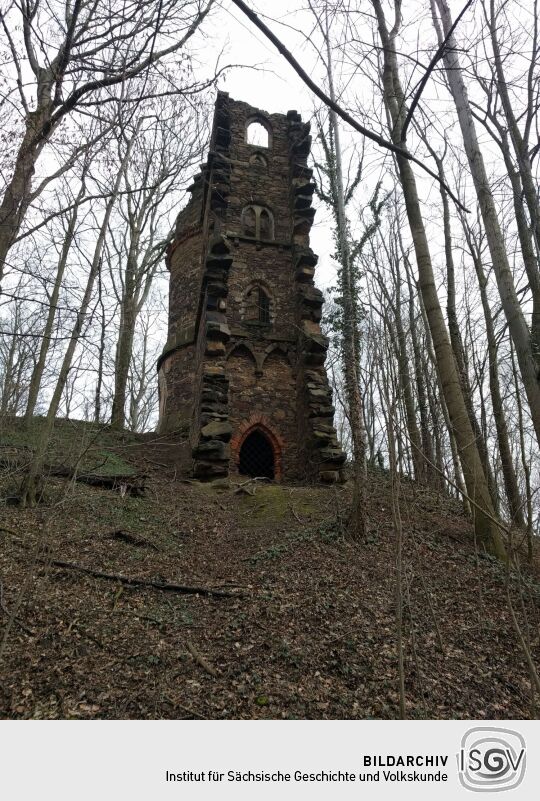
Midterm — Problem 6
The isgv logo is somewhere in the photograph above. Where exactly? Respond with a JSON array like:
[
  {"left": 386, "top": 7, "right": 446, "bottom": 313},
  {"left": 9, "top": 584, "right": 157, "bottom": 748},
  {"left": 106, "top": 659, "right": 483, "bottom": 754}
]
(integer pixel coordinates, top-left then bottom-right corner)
[{"left": 458, "top": 727, "right": 526, "bottom": 792}]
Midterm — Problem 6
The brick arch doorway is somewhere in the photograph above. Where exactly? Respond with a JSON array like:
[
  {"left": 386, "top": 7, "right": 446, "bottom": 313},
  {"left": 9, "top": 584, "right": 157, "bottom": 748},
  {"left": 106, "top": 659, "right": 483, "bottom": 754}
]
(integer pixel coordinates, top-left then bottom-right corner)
[{"left": 232, "top": 416, "right": 283, "bottom": 481}]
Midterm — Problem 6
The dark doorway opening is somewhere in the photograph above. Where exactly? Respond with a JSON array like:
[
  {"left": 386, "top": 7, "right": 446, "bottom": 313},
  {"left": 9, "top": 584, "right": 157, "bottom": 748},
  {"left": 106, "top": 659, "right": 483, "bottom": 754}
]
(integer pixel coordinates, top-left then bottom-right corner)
[{"left": 239, "top": 429, "right": 275, "bottom": 479}]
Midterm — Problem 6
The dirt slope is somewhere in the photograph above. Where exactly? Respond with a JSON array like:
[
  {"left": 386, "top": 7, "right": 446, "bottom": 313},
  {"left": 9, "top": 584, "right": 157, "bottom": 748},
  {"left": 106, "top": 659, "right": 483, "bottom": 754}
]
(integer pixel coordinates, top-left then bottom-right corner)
[{"left": 0, "top": 421, "right": 539, "bottom": 719}]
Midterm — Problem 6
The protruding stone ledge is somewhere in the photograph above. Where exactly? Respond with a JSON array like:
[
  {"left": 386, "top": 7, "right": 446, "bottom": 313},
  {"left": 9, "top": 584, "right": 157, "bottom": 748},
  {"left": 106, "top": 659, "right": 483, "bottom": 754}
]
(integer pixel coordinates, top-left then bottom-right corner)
[{"left": 200, "top": 420, "right": 233, "bottom": 442}]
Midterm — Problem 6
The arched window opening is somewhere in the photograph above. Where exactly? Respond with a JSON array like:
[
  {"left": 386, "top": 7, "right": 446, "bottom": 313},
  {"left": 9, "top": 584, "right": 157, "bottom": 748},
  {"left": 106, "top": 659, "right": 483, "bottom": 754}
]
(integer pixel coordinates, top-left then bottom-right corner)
[
  {"left": 259, "top": 209, "right": 272, "bottom": 240},
  {"left": 241, "top": 205, "right": 274, "bottom": 240},
  {"left": 241, "top": 206, "right": 257, "bottom": 237},
  {"left": 246, "top": 121, "right": 269, "bottom": 148},
  {"left": 243, "top": 284, "right": 272, "bottom": 326},
  {"left": 239, "top": 429, "right": 275, "bottom": 479}
]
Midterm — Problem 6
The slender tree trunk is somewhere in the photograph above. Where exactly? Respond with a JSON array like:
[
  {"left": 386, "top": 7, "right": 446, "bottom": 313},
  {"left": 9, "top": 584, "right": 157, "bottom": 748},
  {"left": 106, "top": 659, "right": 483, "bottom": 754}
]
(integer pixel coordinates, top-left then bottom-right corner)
[
  {"left": 433, "top": 0, "right": 540, "bottom": 449},
  {"left": 510, "top": 344, "right": 534, "bottom": 560},
  {"left": 0, "top": 308, "right": 20, "bottom": 414},
  {"left": 24, "top": 182, "right": 85, "bottom": 425},
  {"left": 373, "top": 0, "right": 504, "bottom": 556},
  {"left": 0, "top": 107, "right": 50, "bottom": 285},
  {"left": 497, "top": 135, "right": 540, "bottom": 358},
  {"left": 378, "top": 254, "right": 425, "bottom": 482},
  {"left": 323, "top": 13, "right": 367, "bottom": 537},
  {"left": 432, "top": 151, "right": 499, "bottom": 507},
  {"left": 19, "top": 135, "right": 135, "bottom": 506},
  {"left": 402, "top": 252, "right": 437, "bottom": 485},
  {"left": 418, "top": 291, "right": 469, "bottom": 504},
  {"left": 487, "top": 0, "right": 540, "bottom": 357},
  {"left": 469, "top": 238, "right": 525, "bottom": 527},
  {"left": 94, "top": 267, "right": 106, "bottom": 423},
  {"left": 110, "top": 246, "right": 138, "bottom": 429}
]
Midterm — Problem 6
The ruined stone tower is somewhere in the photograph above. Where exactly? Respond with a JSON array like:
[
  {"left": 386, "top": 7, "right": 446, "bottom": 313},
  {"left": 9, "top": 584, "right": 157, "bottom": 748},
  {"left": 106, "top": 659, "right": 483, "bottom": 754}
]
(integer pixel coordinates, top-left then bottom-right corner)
[{"left": 157, "top": 92, "right": 346, "bottom": 482}]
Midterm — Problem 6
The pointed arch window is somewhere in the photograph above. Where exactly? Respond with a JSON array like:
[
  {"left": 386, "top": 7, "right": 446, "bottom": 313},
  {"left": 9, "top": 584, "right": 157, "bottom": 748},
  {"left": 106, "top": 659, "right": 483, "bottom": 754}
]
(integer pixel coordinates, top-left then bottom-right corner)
[
  {"left": 241, "top": 205, "right": 274, "bottom": 240},
  {"left": 243, "top": 284, "right": 272, "bottom": 326}
]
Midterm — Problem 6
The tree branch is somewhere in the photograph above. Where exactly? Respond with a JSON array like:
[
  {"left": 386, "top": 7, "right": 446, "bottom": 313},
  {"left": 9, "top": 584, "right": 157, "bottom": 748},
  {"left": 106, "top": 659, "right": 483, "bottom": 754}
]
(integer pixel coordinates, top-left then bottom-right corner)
[
  {"left": 401, "top": 0, "right": 475, "bottom": 142},
  {"left": 228, "top": 0, "right": 468, "bottom": 212}
]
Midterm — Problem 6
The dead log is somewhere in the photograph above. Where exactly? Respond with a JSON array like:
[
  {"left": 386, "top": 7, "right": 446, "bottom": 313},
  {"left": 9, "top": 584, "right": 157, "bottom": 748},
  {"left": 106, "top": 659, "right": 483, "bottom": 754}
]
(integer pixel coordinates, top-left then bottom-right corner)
[
  {"left": 41, "top": 559, "right": 244, "bottom": 598},
  {"left": 46, "top": 466, "right": 147, "bottom": 496}
]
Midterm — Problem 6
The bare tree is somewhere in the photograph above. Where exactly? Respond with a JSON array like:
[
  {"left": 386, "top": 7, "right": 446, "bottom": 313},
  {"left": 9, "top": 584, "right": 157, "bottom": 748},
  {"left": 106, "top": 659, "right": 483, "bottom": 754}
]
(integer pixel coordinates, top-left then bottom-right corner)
[
  {"left": 0, "top": 0, "right": 214, "bottom": 283},
  {"left": 19, "top": 120, "right": 138, "bottom": 506},
  {"left": 109, "top": 97, "right": 205, "bottom": 429},
  {"left": 371, "top": 0, "right": 505, "bottom": 558},
  {"left": 431, "top": 0, "right": 540, "bottom": 449}
]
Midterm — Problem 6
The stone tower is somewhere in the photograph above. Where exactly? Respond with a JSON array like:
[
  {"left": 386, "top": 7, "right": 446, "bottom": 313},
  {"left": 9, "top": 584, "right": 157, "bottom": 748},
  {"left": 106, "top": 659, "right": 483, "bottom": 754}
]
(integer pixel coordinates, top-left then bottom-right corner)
[{"left": 157, "top": 92, "right": 346, "bottom": 482}]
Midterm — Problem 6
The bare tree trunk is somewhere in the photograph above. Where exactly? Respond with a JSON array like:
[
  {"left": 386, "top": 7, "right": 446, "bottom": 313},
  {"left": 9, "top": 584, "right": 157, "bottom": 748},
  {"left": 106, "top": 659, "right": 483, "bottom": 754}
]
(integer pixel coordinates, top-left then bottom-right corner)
[
  {"left": 487, "top": 0, "right": 540, "bottom": 358},
  {"left": 94, "top": 266, "right": 107, "bottom": 424},
  {"left": 402, "top": 251, "right": 437, "bottom": 485},
  {"left": 19, "top": 136, "right": 135, "bottom": 507},
  {"left": 417, "top": 291, "right": 469, "bottom": 505},
  {"left": 320, "top": 10, "right": 367, "bottom": 537},
  {"left": 429, "top": 149, "right": 499, "bottom": 507},
  {"left": 0, "top": 105, "right": 51, "bottom": 284},
  {"left": 373, "top": 0, "right": 504, "bottom": 557},
  {"left": 110, "top": 255, "right": 137, "bottom": 430},
  {"left": 24, "top": 178, "right": 86, "bottom": 425},
  {"left": 433, "top": 0, "right": 540, "bottom": 449},
  {"left": 510, "top": 344, "right": 534, "bottom": 560},
  {"left": 0, "top": 307, "right": 21, "bottom": 415},
  {"left": 462, "top": 218, "right": 525, "bottom": 527},
  {"left": 374, "top": 246, "right": 425, "bottom": 482}
]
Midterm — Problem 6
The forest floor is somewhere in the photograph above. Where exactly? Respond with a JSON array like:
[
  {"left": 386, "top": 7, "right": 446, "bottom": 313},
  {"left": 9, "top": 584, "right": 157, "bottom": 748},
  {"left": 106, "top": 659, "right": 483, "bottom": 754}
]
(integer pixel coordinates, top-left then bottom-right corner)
[{"left": 0, "top": 417, "right": 539, "bottom": 720}]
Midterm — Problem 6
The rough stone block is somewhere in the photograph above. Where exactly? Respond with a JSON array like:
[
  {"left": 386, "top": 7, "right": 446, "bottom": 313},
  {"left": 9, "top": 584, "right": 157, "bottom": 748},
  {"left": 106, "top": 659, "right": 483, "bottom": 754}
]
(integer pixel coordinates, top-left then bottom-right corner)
[
  {"left": 201, "top": 420, "right": 233, "bottom": 441},
  {"left": 319, "top": 448, "right": 347, "bottom": 464},
  {"left": 205, "top": 340, "right": 226, "bottom": 357},
  {"left": 206, "top": 321, "right": 231, "bottom": 341},
  {"left": 193, "top": 461, "right": 229, "bottom": 479},
  {"left": 194, "top": 440, "right": 231, "bottom": 460},
  {"left": 320, "top": 470, "right": 340, "bottom": 483}
]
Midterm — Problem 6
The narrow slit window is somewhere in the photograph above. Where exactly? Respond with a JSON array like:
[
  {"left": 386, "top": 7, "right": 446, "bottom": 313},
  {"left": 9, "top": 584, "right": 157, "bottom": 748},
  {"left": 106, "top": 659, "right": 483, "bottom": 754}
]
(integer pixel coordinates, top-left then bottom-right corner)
[
  {"left": 259, "top": 209, "right": 272, "bottom": 240},
  {"left": 242, "top": 206, "right": 257, "bottom": 237},
  {"left": 258, "top": 288, "right": 270, "bottom": 324}
]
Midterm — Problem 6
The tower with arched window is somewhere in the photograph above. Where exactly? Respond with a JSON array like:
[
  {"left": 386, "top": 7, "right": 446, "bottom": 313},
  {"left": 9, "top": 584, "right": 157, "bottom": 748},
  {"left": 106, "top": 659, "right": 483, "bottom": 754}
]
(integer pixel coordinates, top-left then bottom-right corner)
[{"left": 157, "top": 93, "right": 345, "bottom": 483}]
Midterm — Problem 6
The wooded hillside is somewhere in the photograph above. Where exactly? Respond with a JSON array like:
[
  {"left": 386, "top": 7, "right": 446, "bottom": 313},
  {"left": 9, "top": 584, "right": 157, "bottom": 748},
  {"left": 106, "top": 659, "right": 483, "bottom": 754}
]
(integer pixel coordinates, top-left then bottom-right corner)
[
  {"left": 2, "top": 0, "right": 540, "bottom": 720},
  {"left": 0, "top": 419, "right": 539, "bottom": 719}
]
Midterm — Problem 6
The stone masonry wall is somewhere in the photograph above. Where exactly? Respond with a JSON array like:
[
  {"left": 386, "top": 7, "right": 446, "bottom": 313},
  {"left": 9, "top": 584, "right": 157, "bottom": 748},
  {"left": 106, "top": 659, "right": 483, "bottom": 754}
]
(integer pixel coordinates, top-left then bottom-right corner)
[{"left": 157, "top": 92, "right": 346, "bottom": 483}]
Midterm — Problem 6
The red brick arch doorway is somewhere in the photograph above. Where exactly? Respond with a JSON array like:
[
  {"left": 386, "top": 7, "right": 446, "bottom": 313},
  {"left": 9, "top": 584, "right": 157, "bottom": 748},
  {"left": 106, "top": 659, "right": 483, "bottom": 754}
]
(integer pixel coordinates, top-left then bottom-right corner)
[{"left": 232, "top": 415, "right": 283, "bottom": 481}]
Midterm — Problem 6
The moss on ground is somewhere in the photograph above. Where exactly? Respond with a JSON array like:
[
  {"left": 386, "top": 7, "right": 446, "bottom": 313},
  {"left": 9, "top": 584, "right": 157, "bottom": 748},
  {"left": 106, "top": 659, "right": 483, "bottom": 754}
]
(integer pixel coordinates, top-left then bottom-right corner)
[
  {"left": 0, "top": 416, "right": 138, "bottom": 476},
  {"left": 238, "top": 484, "right": 319, "bottom": 525}
]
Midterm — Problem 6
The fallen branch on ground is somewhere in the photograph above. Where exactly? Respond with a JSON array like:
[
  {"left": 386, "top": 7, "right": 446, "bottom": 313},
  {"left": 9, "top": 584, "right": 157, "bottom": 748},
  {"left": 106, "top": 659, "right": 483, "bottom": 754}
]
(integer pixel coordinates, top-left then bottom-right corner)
[
  {"left": 233, "top": 477, "right": 270, "bottom": 495},
  {"left": 185, "top": 640, "right": 220, "bottom": 677},
  {"left": 40, "top": 559, "right": 245, "bottom": 598},
  {"left": 106, "top": 529, "right": 158, "bottom": 550}
]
